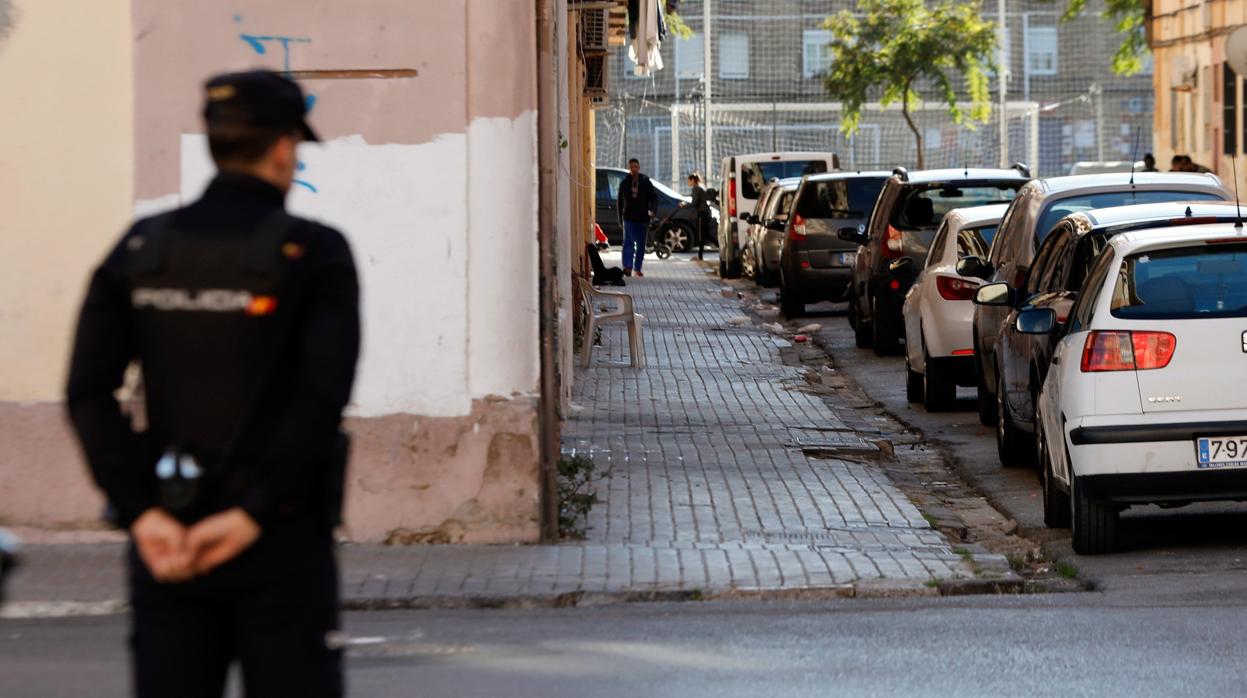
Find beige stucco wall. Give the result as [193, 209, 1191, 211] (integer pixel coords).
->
[0, 0, 134, 401]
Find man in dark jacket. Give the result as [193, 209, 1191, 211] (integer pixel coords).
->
[66, 70, 358, 697]
[617, 157, 658, 276]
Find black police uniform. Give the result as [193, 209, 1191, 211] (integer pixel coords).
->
[65, 71, 358, 698]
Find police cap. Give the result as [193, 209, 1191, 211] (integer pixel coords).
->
[202, 70, 319, 142]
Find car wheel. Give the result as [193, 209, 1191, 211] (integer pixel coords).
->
[974, 334, 998, 427]
[780, 281, 804, 318]
[1039, 419, 1072, 529]
[1070, 475, 1119, 555]
[742, 246, 757, 281]
[664, 223, 692, 253]
[759, 265, 780, 288]
[923, 351, 956, 412]
[995, 361, 1031, 467]
[719, 257, 728, 277]
[905, 354, 924, 403]
[871, 296, 900, 356]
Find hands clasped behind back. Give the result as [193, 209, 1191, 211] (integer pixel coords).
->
[131, 506, 262, 582]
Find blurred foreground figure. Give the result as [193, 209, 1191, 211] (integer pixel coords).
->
[66, 70, 360, 698]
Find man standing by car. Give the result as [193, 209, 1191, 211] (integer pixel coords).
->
[617, 157, 657, 276]
[66, 70, 358, 697]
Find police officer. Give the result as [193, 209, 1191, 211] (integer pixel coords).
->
[66, 70, 359, 697]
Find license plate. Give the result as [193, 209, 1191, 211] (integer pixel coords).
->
[836, 252, 857, 266]
[1195, 436, 1247, 468]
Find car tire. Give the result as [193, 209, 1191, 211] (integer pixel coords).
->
[1070, 475, 1119, 555]
[995, 361, 1031, 467]
[663, 223, 693, 253]
[725, 253, 742, 279]
[780, 282, 804, 318]
[905, 355, 924, 404]
[974, 334, 998, 427]
[871, 296, 900, 356]
[923, 352, 956, 412]
[719, 257, 728, 277]
[1038, 419, 1072, 529]
[759, 265, 780, 288]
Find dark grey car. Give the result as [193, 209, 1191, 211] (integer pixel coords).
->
[778, 172, 889, 317]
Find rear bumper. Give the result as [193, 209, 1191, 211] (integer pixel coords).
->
[1079, 470, 1247, 505]
[787, 266, 853, 302]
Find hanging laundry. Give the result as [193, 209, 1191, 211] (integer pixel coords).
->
[628, 0, 665, 76]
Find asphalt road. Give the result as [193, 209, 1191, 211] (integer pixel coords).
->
[803, 301, 1247, 597]
[4, 592, 1247, 697]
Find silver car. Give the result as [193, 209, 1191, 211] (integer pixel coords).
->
[742, 177, 801, 287]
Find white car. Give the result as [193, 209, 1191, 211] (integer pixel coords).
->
[1025, 221, 1247, 554]
[901, 204, 1010, 410]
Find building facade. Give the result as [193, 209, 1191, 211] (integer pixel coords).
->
[0, 0, 606, 544]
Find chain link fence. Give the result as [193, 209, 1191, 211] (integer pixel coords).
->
[598, 0, 1154, 190]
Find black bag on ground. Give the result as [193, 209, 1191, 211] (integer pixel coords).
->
[586, 243, 626, 287]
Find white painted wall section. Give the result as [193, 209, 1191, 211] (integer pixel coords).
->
[466, 112, 541, 399]
[180, 133, 473, 418]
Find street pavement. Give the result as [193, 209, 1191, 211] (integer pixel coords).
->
[6, 591, 1247, 697]
[4, 251, 983, 616]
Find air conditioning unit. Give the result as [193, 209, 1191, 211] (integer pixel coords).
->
[581, 8, 609, 55]
[585, 54, 608, 101]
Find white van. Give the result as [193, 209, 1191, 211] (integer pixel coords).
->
[717, 151, 840, 277]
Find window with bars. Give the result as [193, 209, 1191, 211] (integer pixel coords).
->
[802, 30, 833, 79]
[1026, 26, 1057, 76]
[719, 33, 749, 79]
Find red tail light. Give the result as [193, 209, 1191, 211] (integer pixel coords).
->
[936, 275, 979, 301]
[882, 225, 904, 259]
[1080, 331, 1176, 372]
[728, 179, 737, 218]
[789, 213, 808, 242]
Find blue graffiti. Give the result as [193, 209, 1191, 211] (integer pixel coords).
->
[238, 33, 312, 73]
[304, 94, 317, 112]
[294, 180, 319, 193]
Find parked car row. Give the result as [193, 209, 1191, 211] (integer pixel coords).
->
[884, 170, 1238, 554]
[595, 166, 720, 252]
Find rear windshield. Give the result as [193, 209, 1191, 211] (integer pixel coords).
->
[795, 177, 887, 219]
[891, 183, 1020, 230]
[1111, 244, 1247, 319]
[1038, 190, 1224, 243]
[741, 160, 829, 199]
[958, 225, 997, 258]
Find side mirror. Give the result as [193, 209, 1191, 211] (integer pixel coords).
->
[838, 226, 868, 246]
[956, 255, 993, 280]
[1015, 307, 1057, 334]
[888, 257, 915, 275]
[765, 220, 787, 232]
[974, 282, 1014, 306]
[740, 213, 755, 224]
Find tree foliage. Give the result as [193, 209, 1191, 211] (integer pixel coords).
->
[821, 0, 998, 168]
[1058, 0, 1148, 76]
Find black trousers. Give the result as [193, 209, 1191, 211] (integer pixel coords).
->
[129, 515, 343, 698]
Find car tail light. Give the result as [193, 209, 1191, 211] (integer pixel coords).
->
[951, 348, 975, 356]
[728, 179, 737, 218]
[1080, 331, 1176, 372]
[789, 213, 808, 242]
[882, 225, 904, 259]
[936, 275, 979, 301]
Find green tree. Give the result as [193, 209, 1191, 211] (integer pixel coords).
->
[821, 0, 998, 168]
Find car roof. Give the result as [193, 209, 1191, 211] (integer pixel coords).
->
[1033, 171, 1226, 196]
[804, 170, 893, 182]
[733, 151, 836, 162]
[1079, 200, 1245, 229]
[897, 168, 1030, 184]
[942, 203, 1011, 230]
[1108, 222, 1247, 253]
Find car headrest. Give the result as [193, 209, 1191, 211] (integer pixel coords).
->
[905, 197, 935, 227]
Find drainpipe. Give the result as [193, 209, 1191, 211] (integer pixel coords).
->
[536, 0, 561, 542]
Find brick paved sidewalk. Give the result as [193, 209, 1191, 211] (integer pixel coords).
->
[4, 252, 977, 616]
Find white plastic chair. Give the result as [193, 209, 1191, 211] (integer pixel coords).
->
[577, 276, 645, 368]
